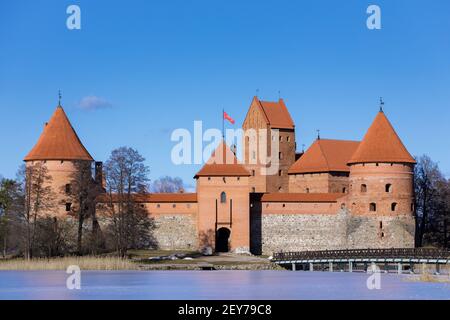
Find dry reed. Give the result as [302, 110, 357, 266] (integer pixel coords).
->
[0, 256, 139, 271]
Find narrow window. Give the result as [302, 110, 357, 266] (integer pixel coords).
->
[391, 202, 397, 212]
[411, 203, 414, 212]
[361, 184, 367, 193]
[65, 203, 72, 212]
[306, 188, 310, 193]
[342, 187, 346, 193]
[157, 204, 160, 208]
[65, 183, 71, 194]
[279, 152, 283, 160]
[172, 204, 176, 208]
[220, 192, 226, 203]
[385, 184, 392, 193]
[252, 170, 255, 176]
[287, 136, 290, 142]
[278, 186, 282, 191]
[370, 203, 377, 212]
[278, 170, 282, 176]
[208, 177, 211, 181]
[279, 136, 283, 142]
[282, 204, 286, 208]
[379, 221, 383, 228]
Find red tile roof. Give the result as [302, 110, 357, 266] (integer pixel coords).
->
[97, 193, 198, 203]
[194, 141, 250, 178]
[348, 111, 416, 164]
[253, 96, 295, 129]
[24, 106, 93, 161]
[289, 139, 360, 174]
[260, 193, 345, 203]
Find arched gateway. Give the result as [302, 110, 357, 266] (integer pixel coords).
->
[215, 228, 231, 252]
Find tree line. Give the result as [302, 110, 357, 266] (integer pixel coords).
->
[0, 147, 185, 259]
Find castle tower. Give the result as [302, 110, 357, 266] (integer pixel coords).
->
[242, 96, 296, 193]
[346, 109, 416, 248]
[24, 104, 94, 217]
[195, 141, 251, 253]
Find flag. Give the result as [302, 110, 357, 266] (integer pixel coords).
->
[223, 111, 235, 124]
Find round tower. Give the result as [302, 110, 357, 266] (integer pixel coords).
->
[346, 109, 416, 248]
[24, 104, 94, 217]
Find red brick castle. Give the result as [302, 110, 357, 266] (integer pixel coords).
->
[25, 97, 416, 255]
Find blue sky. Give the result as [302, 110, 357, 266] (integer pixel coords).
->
[1, 0, 449, 186]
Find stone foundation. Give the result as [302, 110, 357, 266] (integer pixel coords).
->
[152, 214, 198, 250]
[250, 209, 415, 255]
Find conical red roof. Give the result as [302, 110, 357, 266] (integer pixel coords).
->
[194, 141, 250, 178]
[24, 106, 93, 161]
[348, 111, 415, 165]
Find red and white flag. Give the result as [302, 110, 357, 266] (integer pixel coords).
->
[223, 111, 235, 124]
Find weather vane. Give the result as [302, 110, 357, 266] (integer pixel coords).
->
[379, 97, 384, 112]
[317, 129, 321, 140]
[58, 90, 62, 106]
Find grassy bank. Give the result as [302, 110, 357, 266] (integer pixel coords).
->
[0, 256, 139, 271]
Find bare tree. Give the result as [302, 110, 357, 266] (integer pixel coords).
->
[17, 163, 55, 259]
[65, 161, 103, 255]
[103, 147, 154, 257]
[151, 176, 184, 193]
[0, 178, 21, 257]
[414, 155, 448, 248]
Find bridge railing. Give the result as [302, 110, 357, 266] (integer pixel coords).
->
[272, 248, 450, 262]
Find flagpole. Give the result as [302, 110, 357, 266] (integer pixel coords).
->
[222, 108, 225, 140]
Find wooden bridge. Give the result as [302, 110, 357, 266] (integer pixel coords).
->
[272, 248, 450, 274]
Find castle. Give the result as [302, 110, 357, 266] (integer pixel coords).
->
[24, 96, 416, 255]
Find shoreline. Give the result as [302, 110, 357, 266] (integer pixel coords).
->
[0, 251, 280, 271]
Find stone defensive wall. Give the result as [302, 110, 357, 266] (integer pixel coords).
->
[249, 193, 415, 255]
[96, 193, 199, 251]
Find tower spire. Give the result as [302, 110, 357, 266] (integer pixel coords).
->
[317, 129, 321, 140]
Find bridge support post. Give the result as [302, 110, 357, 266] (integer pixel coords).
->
[309, 263, 314, 272]
[397, 263, 402, 275]
[410, 263, 415, 274]
[292, 263, 296, 271]
[329, 262, 333, 272]
[435, 264, 440, 275]
[348, 261, 353, 273]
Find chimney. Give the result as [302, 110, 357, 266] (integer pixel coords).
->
[95, 161, 105, 188]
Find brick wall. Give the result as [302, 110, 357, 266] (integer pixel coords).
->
[289, 172, 350, 194]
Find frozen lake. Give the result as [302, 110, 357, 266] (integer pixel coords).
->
[0, 270, 448, 300]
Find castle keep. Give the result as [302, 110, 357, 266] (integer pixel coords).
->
[25, 97, 416, 255]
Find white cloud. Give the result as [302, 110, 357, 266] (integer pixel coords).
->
[77, 96, 112, 111]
